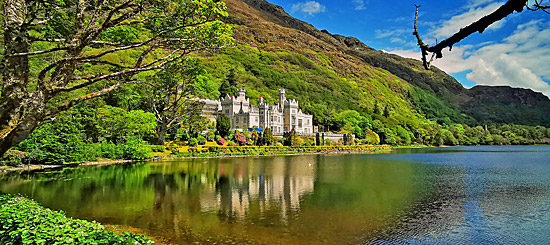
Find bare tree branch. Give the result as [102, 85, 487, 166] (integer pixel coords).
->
[414, 0, 528, 69]
[526, 0, 550, 14]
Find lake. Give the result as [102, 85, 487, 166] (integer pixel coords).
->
[1, 145, 550, 244]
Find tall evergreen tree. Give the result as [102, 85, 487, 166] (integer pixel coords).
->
[216, 114, 231, 138]
[262, 128, 274, 146]
[219, 68, 238, 99]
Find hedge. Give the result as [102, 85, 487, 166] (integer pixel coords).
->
[171, 145, 390, 156]
[0, 194, 153, 245]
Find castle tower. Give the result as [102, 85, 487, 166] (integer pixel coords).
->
[238, 89, 246, 99]
[279, 88, 286, 109]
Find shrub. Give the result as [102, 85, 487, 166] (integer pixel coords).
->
[217, 137, 226, 145]
[232, 132, 247, 146]
[82, 143, 102, 162]
[197, 135, 207, 145]
[0, 194, 153, 244]
[150, 145, 166, 152]
[16, 119, 96, 164]
[0, 150, 29, 166]
[188, 138, 198, 147]
[123, 137, 151, 159]
[100, 141, 125, 159]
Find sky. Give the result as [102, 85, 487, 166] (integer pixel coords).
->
[266, 0, 550, 98]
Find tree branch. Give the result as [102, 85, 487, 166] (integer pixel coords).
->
[45, 82, 126, 118]
[8, 46, 72, 57]
[413, 0, 528, 69]
[526, 0, 550, 14]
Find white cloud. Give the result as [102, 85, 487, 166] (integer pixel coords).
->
[291, 1, 326, 16]
[466, 54, 549, 96]
[465, 0, 498, 9]
[432, 2, 506, 39]
[352, 0, 366, 10]
[390, 37, 406, 44]
[375, 28, 408, 39]
[389, 20, 550, 98]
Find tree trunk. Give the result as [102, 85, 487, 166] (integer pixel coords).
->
[157, 123, 168, 146]
[0, 0, 34, 156]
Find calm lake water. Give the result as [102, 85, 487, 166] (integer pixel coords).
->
[1, 146, 550, 244]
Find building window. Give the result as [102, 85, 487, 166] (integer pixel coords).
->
[236, 118, 239, 123]
[307, 119, 310, 125]
[298, 119, 302, 128]
[255, 117, 258, 122]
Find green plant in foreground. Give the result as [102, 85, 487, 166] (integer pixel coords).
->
[0, 194, 153, 244]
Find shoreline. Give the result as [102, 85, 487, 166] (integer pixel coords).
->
[0, 159, 141, 174]
[0, 146, 390, 174]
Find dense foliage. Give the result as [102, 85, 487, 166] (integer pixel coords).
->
[0, 0, 233, 156]
[14, 103, 153, 164]
[216, 114, 231, 137]
[0, 194, 153, 244]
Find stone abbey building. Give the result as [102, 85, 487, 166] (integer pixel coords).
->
[202, 89, 314, 134]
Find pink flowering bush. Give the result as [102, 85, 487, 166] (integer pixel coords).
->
[233, 132, 247, 146]
[218, 137, 230, 146]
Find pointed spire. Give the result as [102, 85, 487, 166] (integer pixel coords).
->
[239, 101, 244, 114]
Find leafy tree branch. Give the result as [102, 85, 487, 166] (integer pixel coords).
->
[0, 0, 234, 156]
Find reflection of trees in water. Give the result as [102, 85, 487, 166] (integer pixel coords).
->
[0, 162, 154, 216]
[1, 156, 488, 244]
[216, 175, 234, 222]
[144, 173, 178, 210]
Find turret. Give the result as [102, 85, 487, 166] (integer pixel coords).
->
[279, 88, 286, 109]
[238, 89, 246, 98]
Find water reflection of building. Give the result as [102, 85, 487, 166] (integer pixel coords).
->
[199, 157, 316, 221]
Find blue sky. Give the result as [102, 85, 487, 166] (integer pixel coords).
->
[267, 0, 550, 97]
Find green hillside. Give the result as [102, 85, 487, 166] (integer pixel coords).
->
[187, 0, 550, 145]
[220, 0, 550, 128]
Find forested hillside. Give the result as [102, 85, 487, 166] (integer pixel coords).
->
[192, 0, 550, 143]
[218, 0, 550, 127]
